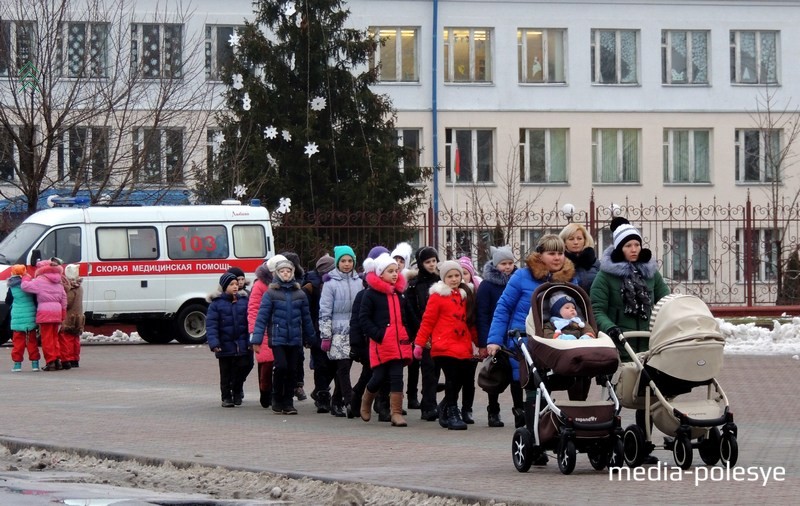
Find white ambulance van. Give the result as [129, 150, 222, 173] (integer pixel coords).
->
[0, 199, 273, 345]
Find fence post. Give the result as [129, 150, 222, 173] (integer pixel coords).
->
[427, 205, 434, 247]
[589, 191, 596, 240]
[744, 192, 753, 307]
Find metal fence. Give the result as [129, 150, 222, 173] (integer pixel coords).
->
[274, 193, 800, 307]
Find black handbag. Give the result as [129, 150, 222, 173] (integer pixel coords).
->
[477, 351, 512, 394]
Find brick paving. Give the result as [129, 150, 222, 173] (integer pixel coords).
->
[0, 343, 798, 504]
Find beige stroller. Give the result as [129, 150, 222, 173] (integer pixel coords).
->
[614, 294, 738, 469]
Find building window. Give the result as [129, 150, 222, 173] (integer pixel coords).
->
[662, 30, 708, 85]
[443, 28, 492, 83]
[58, 127, 109, 182]
[521, 228, 561, 257]
[592, 129, 640, 183]
[735, 129, 779, 183]
[736, 228, 777, 282]
[205, 25, 241, 81]
[730, 30, 779, 84]
[663, 129, 710, 183]
[56, 22, 109, 78]
[662, 228, 709, 282]
[517, 28, 566, 84]
[369, 27, 418, 82]
[206, 129, 220, 181]
[0, 129, 16, 181]
[0, 20, 35, 76]
[397, 128, 421, 174]
[131, 23, 183, 79]
[519, 128, 568, 183]
[96, 227, 159, 261]
[445, 128, 493, 183]
[133, 128, 184, 184]
[591, 29, 638, 84]
[445, 229, 494, 263]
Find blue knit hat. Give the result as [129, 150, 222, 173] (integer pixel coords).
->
[219, 272, 237, 291]
[334, 245, 356, 269]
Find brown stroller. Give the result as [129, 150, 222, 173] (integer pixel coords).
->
[511, 282, 622, 475]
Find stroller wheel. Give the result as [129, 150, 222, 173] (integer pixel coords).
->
[558, 440, 577, 475]
[698, 427, 721, 466]
[512, 427, 534, 473]
[609, 437, 625, 469]
[623, 424, 647, 468]
[673, 435, 693, 470]
[720, 433, 739, 468]
[588, 444, 609, 471]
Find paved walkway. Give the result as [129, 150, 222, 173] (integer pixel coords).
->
[0, 344, 798, 504]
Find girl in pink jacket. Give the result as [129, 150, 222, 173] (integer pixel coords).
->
[22, 259, 67, 371]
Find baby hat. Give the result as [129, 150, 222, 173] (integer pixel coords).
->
[458, 256, 476, 279]
[64, 264, 80, 281]
[10, 264, 26, 276]
[438, 260, 463, 279]
[490, 245, 515, 266]
[334, 245, 356, 267]
[315, 254, 335, 275]
[550, 293, 576, 317]
[391, 242, 413, 266]
[363, 252, 397, 276]
[219, 272, 238, 291]
[266, 254, 289, 273]
[611, 217, 643, 253]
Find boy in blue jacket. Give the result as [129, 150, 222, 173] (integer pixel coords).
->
[251, 256, 317, 415]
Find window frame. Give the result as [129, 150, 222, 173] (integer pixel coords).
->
[590, 28, 639, 85]
[735, 128, 780, 184]
[96, 226, 159, 261]
[205, 24, 242, 81]
[130, 23, 183, 79]
[661, 228, 710, 283]
[736, 228, 777, 282]
[232, 224, 267, 258]
[517, 28, 567, 84]
[592, 128, 641, 183]
[369, 27, 419, 83]
[132, 128, 185, 184]
[662, 128, 711, 184]
[730, 30, 780, 85]
[0, 20, 36, 77]
[397, 128, 421, 175]
[519, 128, 569, 184]
[57, 21, 109, 78]
[661, 29, 709, 85]
[58, 126, 110, 182]
[445, 128, 494, 184]
[443, 27, 493, 83]
[0, 127, 18, 181]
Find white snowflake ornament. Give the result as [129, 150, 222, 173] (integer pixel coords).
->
[304, 142, 319, 158]
[282, 130, 292, 142]
[228, 31, 241, 48]
[242, 92, 252, 111]
[310, 96, 326, 111]
[232, 73, 244, 90]
[263, 126, 278, 139]
[212, 131, 225, 155]
[276, 197, 292, 214]
[233, 184, 248, 198]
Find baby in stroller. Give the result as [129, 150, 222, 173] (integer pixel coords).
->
[510, 282, 622, 475]
[542, 293, 596, 340]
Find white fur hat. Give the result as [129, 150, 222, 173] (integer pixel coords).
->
[391, 241, 413, 267]
[64, 264, 80, 281]
[266, 254, 290, 273]
[363, 252, 397, 276]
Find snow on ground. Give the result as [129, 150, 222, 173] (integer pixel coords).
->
[81, 319, 800, 355]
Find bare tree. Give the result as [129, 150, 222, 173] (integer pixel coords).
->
[0, 0, 213, 214]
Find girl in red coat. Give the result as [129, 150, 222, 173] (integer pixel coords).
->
[358, 253, 412, 427]
[414, 260, 477, 430]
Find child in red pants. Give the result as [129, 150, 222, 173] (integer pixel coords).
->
[22, 259, 67, 371]
[6, 264, 40, 372]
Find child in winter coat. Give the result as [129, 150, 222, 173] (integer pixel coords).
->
[414, 260, 478, 430]
[247, 258, 275, 409]
[21, 259, 67, 371]
[207, 273, 251, 407]
[6, 264, 40, 372]
[319, 245, 363, 418]
[60, 264, 85, 368]
[542, 293, 597, 340]
[358, 253, 413, 427]
[251, 257, 316, 415]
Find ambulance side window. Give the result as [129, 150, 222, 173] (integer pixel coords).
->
[166, 225, 228, 259]
[96, 227, 158, 260]
[36, 227, 82, 264]
[232, 225, 267, 258]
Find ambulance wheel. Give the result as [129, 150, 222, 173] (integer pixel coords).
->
[174, 303, 208, 344]
[673, 435, 693, 470]
[558, 440, 577, 475]
[512, 427, 533, 473]
[623, 424, 646, 468]
[136, 322, 174, 344]
[720, 433, 738, 468]
[698, 427, 721, 466]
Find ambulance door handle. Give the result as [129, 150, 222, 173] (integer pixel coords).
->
[141, 280, 148, 288]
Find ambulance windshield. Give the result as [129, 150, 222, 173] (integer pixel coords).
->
[0, 223, 47, 265]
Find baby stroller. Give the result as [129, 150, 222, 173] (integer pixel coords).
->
[511, 282, 622, 475]
[614, 294, 738, 469]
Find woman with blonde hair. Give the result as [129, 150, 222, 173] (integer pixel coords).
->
[559, 223, 600, 293]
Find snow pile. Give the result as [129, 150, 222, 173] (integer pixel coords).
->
[717, 317, 800, 355]
[80, 329, 144, 344]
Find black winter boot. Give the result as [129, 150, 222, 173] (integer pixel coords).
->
[461, 407, 474, 425]
[446, 405, 468, 430]
[260, 390, 272, 409]
[437, 400, 448, 428]
[312, 390, 331, 413]
[406, 393, 421, 409]
[487, 403, 504, 427]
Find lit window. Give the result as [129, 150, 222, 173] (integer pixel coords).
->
[443, 28, 492, 83]
[517, 28, 566, 84]
[369, 27, 418, 82]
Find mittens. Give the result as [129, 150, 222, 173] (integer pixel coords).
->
[321, 338, 332, 352]
[413, 345, 423, 361]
